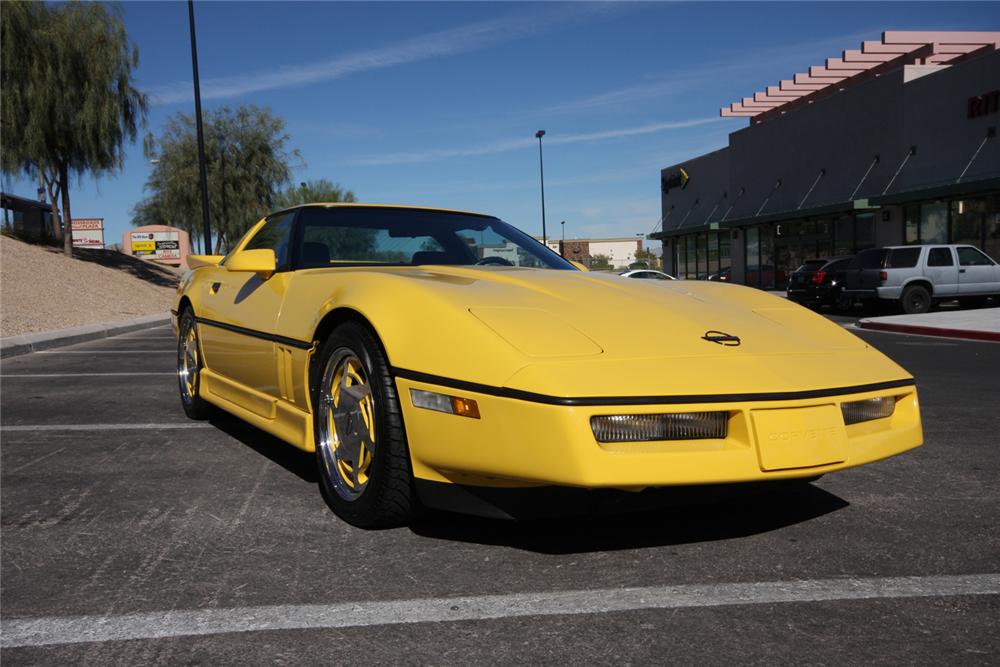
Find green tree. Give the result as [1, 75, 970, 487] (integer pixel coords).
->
[589, 254, 611, 270]
[1, 0, 147, 255]
[134, 106, 301, 253]
[273, 179, 356, 210]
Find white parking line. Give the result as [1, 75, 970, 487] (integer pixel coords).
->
[2, 573, 997, 648]
[1, 423, 213, 432]
[36, 350, 174, 354]
[1, 373, 176, 378]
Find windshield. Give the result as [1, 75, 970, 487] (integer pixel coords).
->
[293, 206, 574, 270]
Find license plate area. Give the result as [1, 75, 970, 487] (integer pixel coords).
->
[752, 405, 847, 471]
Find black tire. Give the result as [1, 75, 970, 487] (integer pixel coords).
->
[900, 285, 931, 315]
[177, 309, 214, 420]
[312, 321, 413, 528]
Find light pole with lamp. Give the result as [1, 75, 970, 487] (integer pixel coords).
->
[535, 130, 547, 245]
[188, 0, 212, 255]
[560, 220, 565, 257]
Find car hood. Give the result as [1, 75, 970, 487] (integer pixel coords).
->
[300, 265, 912, 397]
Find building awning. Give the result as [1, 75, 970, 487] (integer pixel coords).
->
[650, 199, 877, 239]
[870, 176, 1000, 206]
[722, 31, 1000, 120]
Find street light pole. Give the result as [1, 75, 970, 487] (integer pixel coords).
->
[188, 0, 212, 255]
[560, 220, 565, 257]
[218, 134, 228, 252]
[535, 130, 547, 245]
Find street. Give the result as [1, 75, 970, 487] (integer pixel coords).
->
[2, 321, 998, 664]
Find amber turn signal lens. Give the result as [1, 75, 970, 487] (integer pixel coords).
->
[451, 397, 480, 419]
[410, 389, 480, 419]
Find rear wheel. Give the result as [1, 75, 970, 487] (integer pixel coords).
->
[900, 285, 931, 314]
[313, 321, 413, 528]
[177, 309, 213, 420]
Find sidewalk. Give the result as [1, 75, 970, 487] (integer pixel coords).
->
[858, 308, 1000, 342]
[0, 313, 170, 358]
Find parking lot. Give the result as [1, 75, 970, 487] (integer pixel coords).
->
[2, 321, 998, 664]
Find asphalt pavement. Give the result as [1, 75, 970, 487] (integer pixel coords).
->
[2, 321, 999, 664]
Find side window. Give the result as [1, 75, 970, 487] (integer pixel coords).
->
[957, 246, 995, 267]
[927, 247, 954, 267]
[886, 247, 921, 268]
[244, 212, 294, 270]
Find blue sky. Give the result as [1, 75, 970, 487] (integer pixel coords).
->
[6, 1, 998, 251]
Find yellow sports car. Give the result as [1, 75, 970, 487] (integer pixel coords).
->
[173, 204, 923, 526]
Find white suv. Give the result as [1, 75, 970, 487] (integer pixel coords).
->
[841, 245, 1000, 314]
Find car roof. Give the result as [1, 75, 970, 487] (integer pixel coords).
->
[270, 202, 496, 219]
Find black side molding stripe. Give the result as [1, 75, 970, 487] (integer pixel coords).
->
[195, 317, 312, 350]
[392, 367, 916, 406]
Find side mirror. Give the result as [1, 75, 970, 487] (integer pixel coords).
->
[186, 254, 224, 269]
[569, 260, 589, 272]
[226, 248, 276, 278]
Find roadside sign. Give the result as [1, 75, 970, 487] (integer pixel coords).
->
[130, 231, 180, 259]
[72, 218, 105, 248]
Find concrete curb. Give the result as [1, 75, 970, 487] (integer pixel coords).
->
[1, 313, 172, 359]
[858, 319, 1000, 342]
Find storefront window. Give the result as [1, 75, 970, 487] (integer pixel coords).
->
[760, 224, 774, 289]
[983, 195, 1000, 262]
[904, 205, 920, 244]
[745, 226, 759, 288]
[920, 202, 948, 244]
[855, 213, 875, 250]
[834, 216, 853, 256]
[719, 232, 731, 276]
[951, 200, 984, 248]
[685, 234, 696, 280]
[696, 233, 707, 278]
[707, 232, 719, 276]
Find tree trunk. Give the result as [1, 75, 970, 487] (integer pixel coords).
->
[213, 230, 225, 254]
[41, 166, 62, 243]
[59, 162, 73, 257]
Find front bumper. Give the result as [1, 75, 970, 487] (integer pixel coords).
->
[396, 375, 923, 489]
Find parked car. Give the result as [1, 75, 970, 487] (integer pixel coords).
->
[786, 257, 853, 307]
[174, 204, 925, 526]
[619, 269, 676, 280]
[841, 245, 1000, 314]
[707, 266, 731, 282]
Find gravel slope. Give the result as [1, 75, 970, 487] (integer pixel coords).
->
[1, 235, 178, 337]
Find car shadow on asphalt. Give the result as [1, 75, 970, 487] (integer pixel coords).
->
[208, 413, 318, 484]
[408, 483, 849, 554]
[204, 414, 849, 553]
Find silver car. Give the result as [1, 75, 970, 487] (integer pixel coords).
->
[842, 245, 1000, 314]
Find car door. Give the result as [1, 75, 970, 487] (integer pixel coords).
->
[925, 247, 959, 297]
[196, 212, 296, 408]
[956, 246, 1000, 295]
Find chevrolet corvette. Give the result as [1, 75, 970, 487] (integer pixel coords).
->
[173, 204, 923, 526]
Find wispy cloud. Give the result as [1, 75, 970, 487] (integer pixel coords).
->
[148, 4, 624, 105]
[350, 116, 725, 166]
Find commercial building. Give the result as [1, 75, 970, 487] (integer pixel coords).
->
[539, 237, 645, 269]
[651, 31, 1000, 289]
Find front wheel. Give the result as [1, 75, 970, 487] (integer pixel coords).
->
[177, 309, 213, 420]
[313, 321, 413, 528]
[901, 285, 931, 314]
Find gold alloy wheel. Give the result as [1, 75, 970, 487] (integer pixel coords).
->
[178, 320, 200, 405]
[317, 350, 376, 501]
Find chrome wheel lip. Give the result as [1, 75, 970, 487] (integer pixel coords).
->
[177, 319, 199, 405]
[317, 349, 376, 502]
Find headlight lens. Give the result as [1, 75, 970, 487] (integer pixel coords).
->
[590, 412, 728, 443]
[841, 396, 897, 425]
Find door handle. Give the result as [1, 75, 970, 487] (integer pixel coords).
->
[959, 269, 966, 274]
[210, 282, 222, 293]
